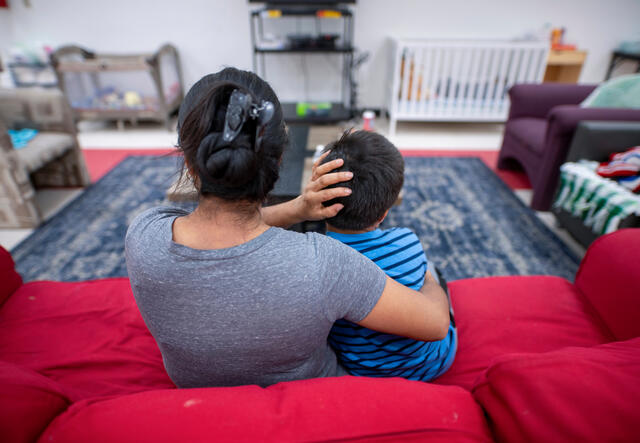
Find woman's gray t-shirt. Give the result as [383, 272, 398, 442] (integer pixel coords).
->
[125, 206, 387, 388]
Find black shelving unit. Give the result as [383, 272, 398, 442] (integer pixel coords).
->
[250, 4, 355, 123]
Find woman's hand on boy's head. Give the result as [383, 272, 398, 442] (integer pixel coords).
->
[297, 151, 353, 221]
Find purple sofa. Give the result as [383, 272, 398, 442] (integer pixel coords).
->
[497, 83, 640, 211]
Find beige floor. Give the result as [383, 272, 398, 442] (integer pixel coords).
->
[0, 119, 585, 258]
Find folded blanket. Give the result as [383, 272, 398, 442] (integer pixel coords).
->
[554, 161, 640, 235]
[596, 146, 640, 192]
[8, 128, 39, 149]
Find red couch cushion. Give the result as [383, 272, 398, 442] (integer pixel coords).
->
[575, 228, 640, 341]
[40, 376, 492, 442]
[0, 246, 22, 306]
[0, 360, 70, 443]
[0, 278, 175, 401]
[472, 337, 640, 442]
[434, 276, 613, 389]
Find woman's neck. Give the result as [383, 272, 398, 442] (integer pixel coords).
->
[172, 197, 270, 250]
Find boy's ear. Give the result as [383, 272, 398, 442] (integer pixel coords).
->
[375, 209, 390, 228]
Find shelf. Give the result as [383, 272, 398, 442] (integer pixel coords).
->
[613, 50, 640, 61]
[252, 7, 352, 17]
[282, 102, 352, 124]
[255, 46, 353, 53]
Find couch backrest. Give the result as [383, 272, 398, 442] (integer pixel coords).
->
[0, 246, 22, 306]
[575, 229, 640, 341]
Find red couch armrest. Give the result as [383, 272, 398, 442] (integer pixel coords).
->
[575, 229, 640, 341]
[0, 246, 22, 306]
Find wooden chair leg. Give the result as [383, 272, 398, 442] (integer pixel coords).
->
[0, 157, 41, 228]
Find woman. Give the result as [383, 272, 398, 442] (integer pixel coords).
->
[125, 68, 449, 388]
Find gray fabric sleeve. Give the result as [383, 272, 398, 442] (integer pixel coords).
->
[313, 234, 388, 324]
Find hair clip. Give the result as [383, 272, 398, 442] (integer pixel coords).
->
[222, 89, 275, 152]
[253, 100, 274, 152]
[222, 89, 252, 144]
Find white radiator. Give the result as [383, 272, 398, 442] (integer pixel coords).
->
[388, 39, 549, 136]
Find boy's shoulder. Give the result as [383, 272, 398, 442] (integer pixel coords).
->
[378, 227, 421, 244]
[380, 226, 417, 237]
[326, 226, 421, 249]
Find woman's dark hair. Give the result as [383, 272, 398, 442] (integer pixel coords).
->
[320, 130, 404, 231]
[177, 68, 288, 202]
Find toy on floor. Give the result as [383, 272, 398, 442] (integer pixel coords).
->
[71, 87, 152, 111]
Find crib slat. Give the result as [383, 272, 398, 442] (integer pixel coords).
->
[418, 45, 432, 115]
[503, 48, 523, 113]
[461, 47, 479, 116]
[436, 46, 451, 116]
[528, 48, 543, 83]
[525, 47, 541, 83]
[534, 47, 548, 83]
[410, 47, 425, 115]
[470, 48, 487, 117]
[444, 46, 461, 116]
[455, 46, 468, 114]
[517, 47, 532, 84]
[488, 47, 507, 117]
[400, 48, 413, 115]
[479, 48, 495, 118]
[426, 45, 442, 117]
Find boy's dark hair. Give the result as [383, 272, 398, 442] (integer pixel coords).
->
[321, 130, 404, 231]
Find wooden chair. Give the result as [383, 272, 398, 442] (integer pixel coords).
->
[0, 88, 90, 228]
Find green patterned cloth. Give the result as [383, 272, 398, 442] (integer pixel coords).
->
[554, 161, 640, 235]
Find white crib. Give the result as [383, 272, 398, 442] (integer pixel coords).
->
[388, 39, 549, 136]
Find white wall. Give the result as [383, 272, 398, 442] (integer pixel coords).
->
[2, 0, 639, 108]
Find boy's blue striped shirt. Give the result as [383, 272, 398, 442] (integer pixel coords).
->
[327, 227, 456, 382]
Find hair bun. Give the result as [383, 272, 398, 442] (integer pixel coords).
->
[197, 132, 258, 187]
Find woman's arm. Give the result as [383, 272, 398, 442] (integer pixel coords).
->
[357, 271, 451, 341]
[262, 152, 353, 228]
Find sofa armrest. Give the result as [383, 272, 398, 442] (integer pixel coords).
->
[0, 88, 76, 135]
[507, 83, 597, 120]
[567, 121, 640, 162]
[547, 106, 640, 136]
[0, 246, 22, 306]
[575, 229, 640, 341]
[540, 106, 640, 178]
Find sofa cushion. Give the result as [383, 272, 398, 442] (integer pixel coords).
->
[0, 246, 22, 306]
[16, 132, 74, 172]
[472, 337, 640, 442]
[505, 117, 547, 155]
[0, 360, 70, 443]
[0, 278, 175, 401]
[40, 376, 492, 442]
[574, 228, 640, 341]
[434, 276, 613, 389]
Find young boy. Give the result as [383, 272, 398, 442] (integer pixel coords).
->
[321, 130, 457, 381]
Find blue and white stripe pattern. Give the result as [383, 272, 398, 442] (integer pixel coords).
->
[327, 228, 456, 381]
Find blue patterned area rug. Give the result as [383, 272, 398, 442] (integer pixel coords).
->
[12, 156, 579, 282]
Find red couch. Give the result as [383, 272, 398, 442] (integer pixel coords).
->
[1, 229, 639, 442]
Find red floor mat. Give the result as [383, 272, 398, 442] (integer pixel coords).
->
[83, 148, 531, 190]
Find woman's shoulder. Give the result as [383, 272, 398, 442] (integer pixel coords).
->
[126, 206, 189, 248]
[269, 229, 358, 259]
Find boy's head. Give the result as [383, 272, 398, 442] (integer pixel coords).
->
[320, 130, 404, 231]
